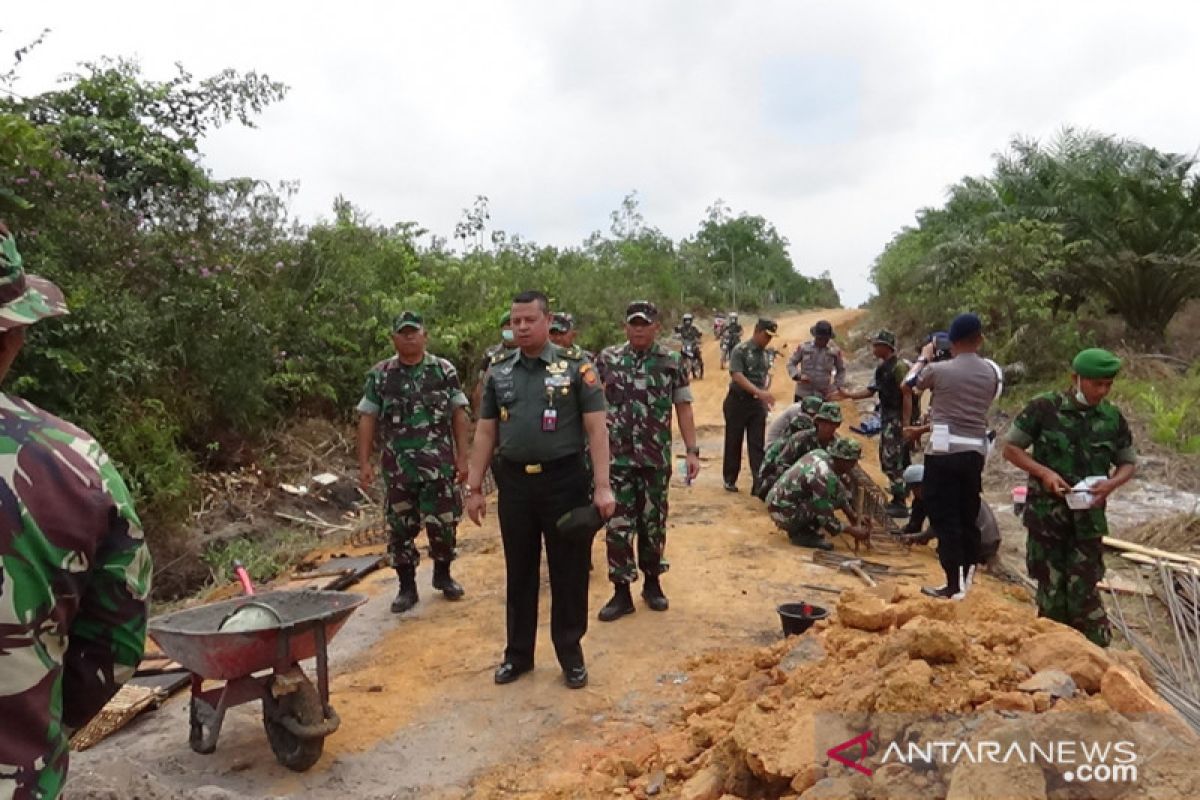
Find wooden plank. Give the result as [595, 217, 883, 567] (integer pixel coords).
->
[1097, 573, 1154, 596]
[70, 684, 164, 750]
[1104, 536, 1200, 567]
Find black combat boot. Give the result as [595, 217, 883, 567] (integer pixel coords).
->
[597, 583, 636, 622]
[391, 565, 419, 613]
[885, 493, 909, 518]
[432, 560, 465, 600]
[642, 574, 669, 611]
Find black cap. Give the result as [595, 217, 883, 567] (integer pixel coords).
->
[756, 318, 778, 334]
[948, 313, 982, 342]
[811, 320, 834, 338]
[626, 300, 659, 323]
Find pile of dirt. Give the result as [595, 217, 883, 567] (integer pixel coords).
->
[535, 584, 1199, 800]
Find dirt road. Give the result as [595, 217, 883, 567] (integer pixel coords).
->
[68, 307, 951, 799]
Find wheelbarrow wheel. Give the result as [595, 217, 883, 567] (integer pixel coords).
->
[262, 675, 325, 771]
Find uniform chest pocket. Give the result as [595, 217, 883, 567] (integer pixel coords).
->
[494, 376, 517, 406]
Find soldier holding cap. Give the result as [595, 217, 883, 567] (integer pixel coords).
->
[0, 222, 152, 798]
[722, 318, 778, 493]
[1002, 348, 1136, 646]
[842, 329, 913, 517]
[766, 439, 871, 550]
[787, 319, 846, 403]
[756, 402, 843, 500]
[358, 311, 472, 613]
[465, 290, 614, 689]
[594, 301, 700, 621]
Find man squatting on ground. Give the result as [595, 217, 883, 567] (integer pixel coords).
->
[593, 301, 700, 621]
[465, 290, 615, 690]
[358, 311, 471, 613]
[1003, 348, 1136, 647]
[905, 313, 1003, 600]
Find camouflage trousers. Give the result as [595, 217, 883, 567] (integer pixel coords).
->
[606, 465, 671, 583]
[382, 454, 461, 568]
[880, 414, 910, 500]
[1024, 498, 1111, 647]
[769, 504, 832, 543]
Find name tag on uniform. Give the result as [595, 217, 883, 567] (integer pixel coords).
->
[542, 408, 558, 432]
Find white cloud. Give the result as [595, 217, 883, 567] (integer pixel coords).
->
[8, 0, 1200, 304]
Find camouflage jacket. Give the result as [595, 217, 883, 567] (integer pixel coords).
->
[766, 450, 850, 532]
[787, 341, 846, 395]
[596, 341, 693, 469]
[1005, 390, 1137, 505]
[0, 394, 152, 800]
[675, 324, 702, 346]
[357, 353, 468, 469]
[759, 420, 819, 487]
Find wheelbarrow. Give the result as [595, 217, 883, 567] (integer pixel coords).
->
[148, 589, 367, 771]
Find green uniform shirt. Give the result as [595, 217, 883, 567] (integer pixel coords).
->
[1005, 390, 1137, 505]
[596, 340, 694, 469]
[357, 352, 469, 470]
[481, 342, 606, 463]
[728, 340, 770, 390]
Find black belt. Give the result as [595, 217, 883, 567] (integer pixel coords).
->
[497, 453, 580, 475]
[728, 386, 762, 400]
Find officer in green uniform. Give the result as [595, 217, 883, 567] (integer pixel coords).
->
[357, 311, 471, 613]
[1003, 348, 1137, 647]
[722, 318, 777, 493]
[465, 290, 615, 689]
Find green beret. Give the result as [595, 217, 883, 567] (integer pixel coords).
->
[1072, 348, 1121, 379]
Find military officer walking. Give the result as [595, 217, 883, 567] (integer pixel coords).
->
[766, 439, 870, 550]
[1003, 348, 1136, 647]
[594, 301, 701, 621]
[466, 290, 615, 689]
[786, 319, 846, 402]
[358, 311, 471, 613]
[842, 330, 912, 517]
[0, 222, 152, 799]
[722, 318, 778, 493]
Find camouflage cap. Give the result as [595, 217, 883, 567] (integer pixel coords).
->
[872, 329, 897, 349]
[814, 402, 843, 424]
[626, 300, 659, 323]
[828, 437, 862, 461]
[800, 396, 824, 416]
[755, 318, 778, 334]
[550, 311, 575, 333]
[0, 232, 68, 332]
[392, 310, 424, 332]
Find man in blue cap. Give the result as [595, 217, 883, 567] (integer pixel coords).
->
[906, 313, 1003, 600]
[1002, 348, 1136, 646]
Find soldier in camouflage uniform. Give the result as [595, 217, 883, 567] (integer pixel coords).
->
[843, 330, 912, 517]
[0, 223, 152, 799]
[755, 402, 842, 500]
[595, 301, 700, 621]
[358, 311, 471, 613]
[1003, 348, 1137, 647]
[786, 319, 846, 402]
[766, 439, 870, 551]
[765, 395, 823, 448]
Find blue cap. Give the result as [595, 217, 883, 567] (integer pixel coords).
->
[948, 313, 982, 343]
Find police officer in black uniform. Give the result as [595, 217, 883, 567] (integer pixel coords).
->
[465, 290, 615, 689]
[722, 318, 778, 493]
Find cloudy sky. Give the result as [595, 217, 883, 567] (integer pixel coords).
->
[8, 1, 1200, 304]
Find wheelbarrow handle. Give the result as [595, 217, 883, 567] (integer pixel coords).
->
[232, 560, 256, 596]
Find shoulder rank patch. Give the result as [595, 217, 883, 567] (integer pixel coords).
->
[560, 345, 583, 361]
[580, 362, 598, 386]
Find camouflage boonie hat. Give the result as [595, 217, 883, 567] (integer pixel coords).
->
[828, 437, 862, 461]
[800, 396, 824, 415]
[0, 232, 68, 332]
[550, 311, 575, 333]
[872, 329, 897, 349]
[392, 310, 424, 332]
[814, 402, 843, 424]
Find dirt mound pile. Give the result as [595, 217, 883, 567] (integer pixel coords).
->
[559, 584, 1199, 800]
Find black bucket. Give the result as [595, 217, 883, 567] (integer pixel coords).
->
[777, 602, 829, 636]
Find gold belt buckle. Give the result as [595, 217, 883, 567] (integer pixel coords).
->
[524, 463, 543, 475]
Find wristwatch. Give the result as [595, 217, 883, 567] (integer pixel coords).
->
[686, 446, 700, 456]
